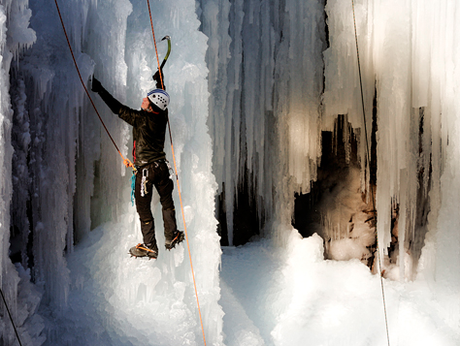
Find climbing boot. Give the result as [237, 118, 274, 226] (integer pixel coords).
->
[129, 243, 158, 259]
[165, 230, 184, 250]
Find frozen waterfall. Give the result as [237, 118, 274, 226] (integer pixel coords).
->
[1, 0, 459, 345]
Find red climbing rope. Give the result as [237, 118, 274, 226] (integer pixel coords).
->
[147, 1, 165, 90]
[146, 1, 207, 345]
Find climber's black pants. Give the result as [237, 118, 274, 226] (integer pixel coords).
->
[134, 160, 177, 250]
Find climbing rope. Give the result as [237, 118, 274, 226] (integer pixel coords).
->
[351, 1, 391, 345]
[0, 286, 23, 346]
[147, 0, 165, 90]
[146, 1, 207, 345]
[54, 0, 135, 171]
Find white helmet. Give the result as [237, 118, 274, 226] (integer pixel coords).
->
[147, 89, 170, 111]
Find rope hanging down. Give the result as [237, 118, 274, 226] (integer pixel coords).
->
[0, 287, 23, 346]
[146, 1, 207, 345]
[351, 1, 391, 346]
[54, 0, 135, 170]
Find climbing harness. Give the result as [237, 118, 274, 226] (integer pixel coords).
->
[146, 1, 207, 345]
[351, 1, 391, 345]
[0, 286, 23, 346]
[165, 159, 174, 180]
[54, 0, 135, 172]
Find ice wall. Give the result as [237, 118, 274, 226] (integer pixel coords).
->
[199, 0, 327, 244]
[2, 0, 460, 343]
[0, 0, 45, 344]
[202, 0, 459, 318]
[324, 0, 458, 270]
[15, 0, 97, 312]
[3, 0, 223, 344]
[324, 0, 460, 324]
[102, 0, 224, 343]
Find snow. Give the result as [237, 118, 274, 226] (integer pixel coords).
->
[222, 231, 459, 346]
[1, 0, 460, 345]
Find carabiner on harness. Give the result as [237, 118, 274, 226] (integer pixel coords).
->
[140, 168, 148, 197]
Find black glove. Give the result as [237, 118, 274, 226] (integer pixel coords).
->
[91, 76, 103, 93]
[91, 76, 122, 114]
[153, 69, 166, 90]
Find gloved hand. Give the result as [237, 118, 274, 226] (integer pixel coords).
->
[152, 69, 165, 90]
[91, 77, 122, 114]
[91, 76, 102, 93]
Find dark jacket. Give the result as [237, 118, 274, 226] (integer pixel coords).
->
[96, 86, 167, 167]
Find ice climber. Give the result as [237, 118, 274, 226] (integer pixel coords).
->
[91, 71, 184, 259]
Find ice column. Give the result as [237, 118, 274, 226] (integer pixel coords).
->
[371, 0, 458, 281]
[200, 0, 327, 243]
[416, 0, 460, 329]
[15, 0, 97, 309]
[0, 3, 17, 342]
[325, 0, 460, 292]
[0, 0, 44, 344]
[122, 0, 225, 343]
[275, 0, 326, 229]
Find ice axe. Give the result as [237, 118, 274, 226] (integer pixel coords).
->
[153, 35, 171, 87]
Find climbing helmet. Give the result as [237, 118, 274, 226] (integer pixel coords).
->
[147, 89, 170, 111]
